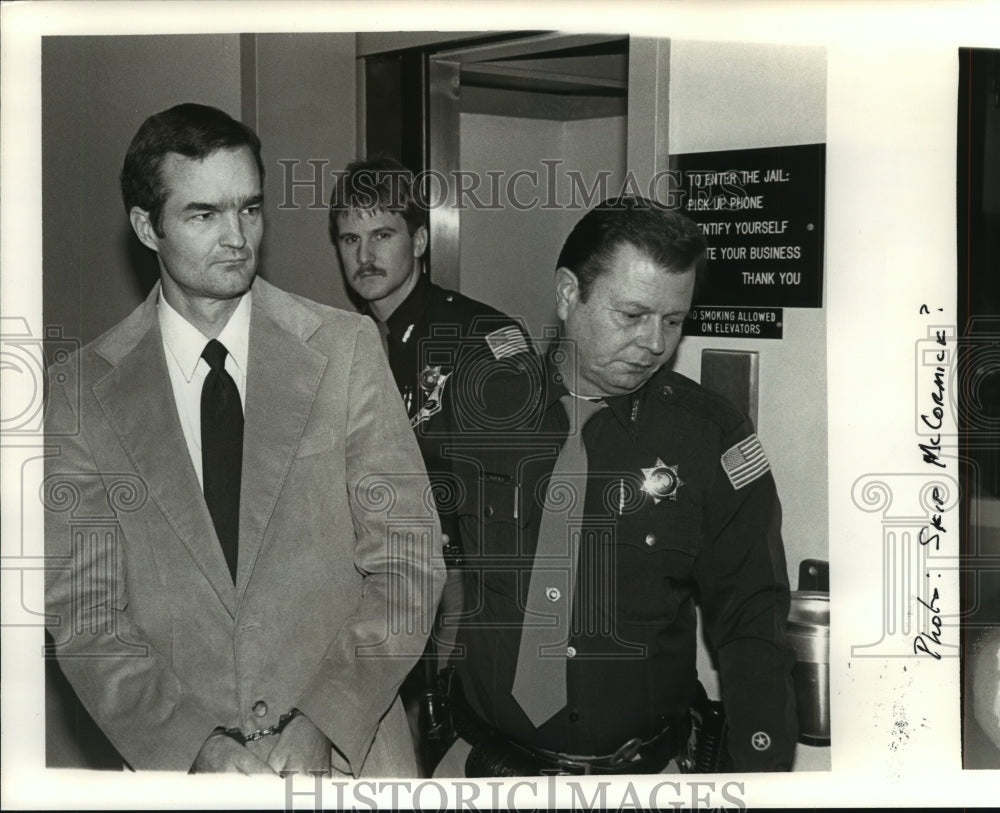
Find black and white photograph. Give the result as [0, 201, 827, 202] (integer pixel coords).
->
[0, 1, 996, 809]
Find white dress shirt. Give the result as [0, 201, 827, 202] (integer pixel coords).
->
[157, 291, 251, 488]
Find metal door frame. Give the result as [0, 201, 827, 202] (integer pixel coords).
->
[426, 33, 637, 291]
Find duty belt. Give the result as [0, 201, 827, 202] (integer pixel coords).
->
[449, 674, 686, 776]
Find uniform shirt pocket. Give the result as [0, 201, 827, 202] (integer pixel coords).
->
[458, 476, 529, 599]
[611, 502, 702, 623]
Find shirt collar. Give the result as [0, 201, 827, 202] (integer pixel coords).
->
[158, 289, 252, 382]
[369, 272, 429, 339]
[543, 339, 647, 432]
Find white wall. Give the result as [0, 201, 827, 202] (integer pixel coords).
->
[668, 40, 827, 154]
[253, 33, 357, 310]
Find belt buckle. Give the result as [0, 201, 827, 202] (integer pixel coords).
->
[608, 736, 643, 767]
[551, 757, 590, 776]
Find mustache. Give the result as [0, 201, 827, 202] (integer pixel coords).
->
[355, 264, 385, 278]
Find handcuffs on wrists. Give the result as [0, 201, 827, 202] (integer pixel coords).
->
[211, 708, 302, 746]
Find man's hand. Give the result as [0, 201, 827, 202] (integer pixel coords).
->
[266, 713, 332, 775]
[191, 731, 278, 775]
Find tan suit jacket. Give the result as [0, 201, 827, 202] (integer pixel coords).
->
[44, 277, 444, 773]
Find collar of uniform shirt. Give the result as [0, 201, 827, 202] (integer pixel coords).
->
[371, 270, 430, 342]
[157, 286, 252, 383]
[542, 340, 644, 433]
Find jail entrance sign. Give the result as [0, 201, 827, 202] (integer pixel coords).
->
[670, 143, 825, 332]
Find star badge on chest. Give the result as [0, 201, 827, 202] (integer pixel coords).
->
[641, 459, 684, 503]
[419, 365, 443, 394]
[411, 368, 451, 429]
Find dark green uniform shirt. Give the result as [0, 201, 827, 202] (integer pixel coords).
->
[449, 347, 797, 771]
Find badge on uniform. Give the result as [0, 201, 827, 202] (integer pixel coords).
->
[419, 365, 443, 394]
[641, 458, 684, 503]
[411, 366, 451, 428]
[485, 325, 529, 360]
[721, 434, 771, 490]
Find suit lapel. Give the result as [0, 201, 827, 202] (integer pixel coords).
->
[92, 297, 239, 615]
[236, 283, 327, 595]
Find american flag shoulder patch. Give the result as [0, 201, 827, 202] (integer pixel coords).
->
[485, 325, 529, 360]
[721, 434, 771, 490]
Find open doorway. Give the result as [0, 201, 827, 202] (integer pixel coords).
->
[428, 34, 629, 339]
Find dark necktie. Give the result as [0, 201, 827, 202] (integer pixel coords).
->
[511, 394, 607, 727]
[201, 339, 243, 583]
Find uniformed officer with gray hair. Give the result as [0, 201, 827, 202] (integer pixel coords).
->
[435, 196, 797, 776]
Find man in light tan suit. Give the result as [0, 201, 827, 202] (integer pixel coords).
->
[43, 103, 443, 775]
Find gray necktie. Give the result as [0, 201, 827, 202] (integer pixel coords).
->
[375, 318, 390, 355]
[512, 394, 606, 727]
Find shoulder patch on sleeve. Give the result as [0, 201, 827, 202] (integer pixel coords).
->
[721, 434, 771, 490]
[485, 325, 529, 360]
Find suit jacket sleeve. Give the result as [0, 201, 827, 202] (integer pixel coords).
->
[43, 366, 220, 771]
[294, 317, 445, 772]
[694, 421, 798, 771]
